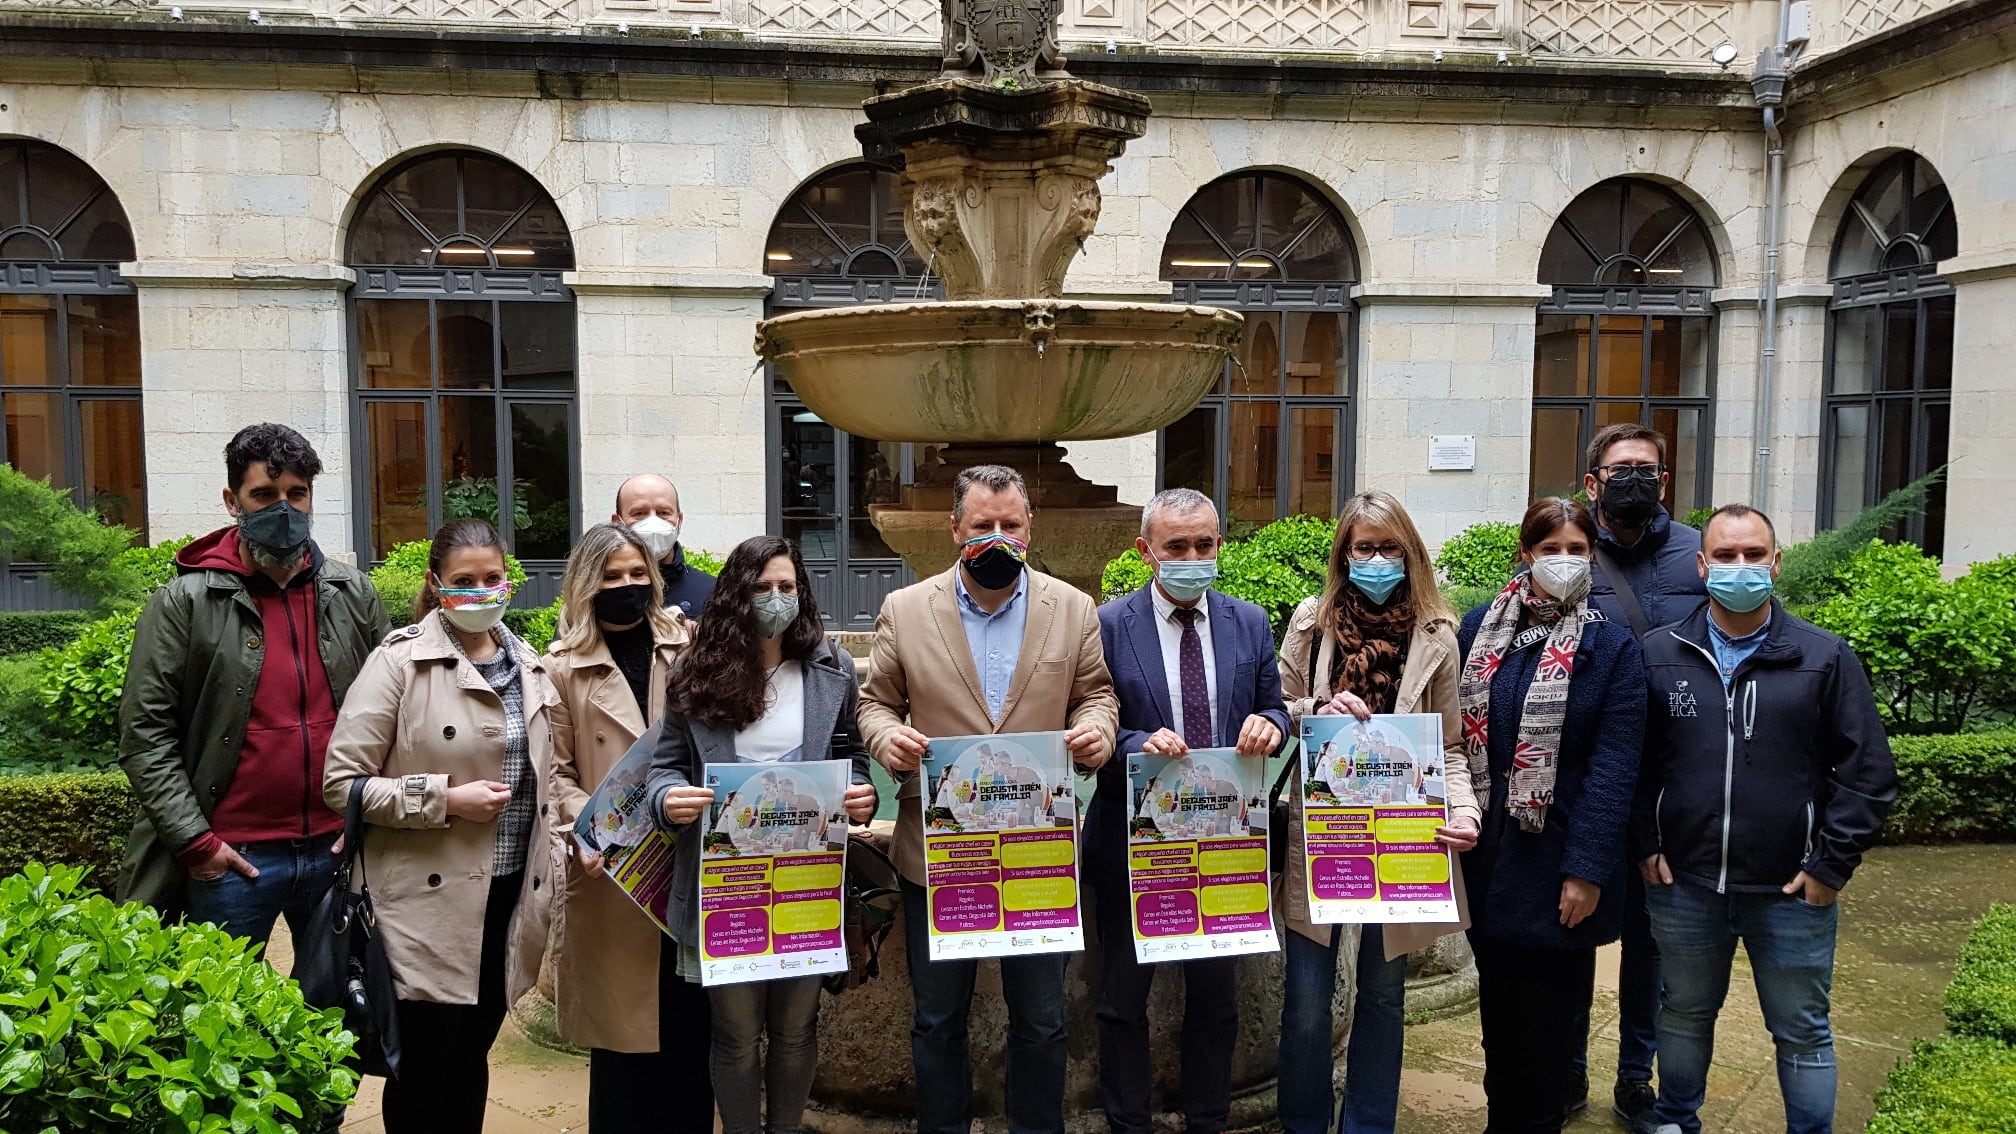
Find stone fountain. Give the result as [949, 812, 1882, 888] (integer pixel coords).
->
[753, 1, 1243, 594]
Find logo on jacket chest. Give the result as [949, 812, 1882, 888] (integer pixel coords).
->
[1667, 679, 1699, 719]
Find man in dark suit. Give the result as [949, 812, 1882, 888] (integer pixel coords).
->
[1087, 488, 1291, 1134]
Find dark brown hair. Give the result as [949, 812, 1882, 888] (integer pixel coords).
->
[1585, 422, 1668, 473]
[416, 518, 508, 623]
[1518, 496, 1599, 552]
[669, 535, 826, 730]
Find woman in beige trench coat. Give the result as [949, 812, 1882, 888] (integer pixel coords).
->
[542, 522, 710, 1133]
[323, 518, 560, 1134]
[1273, 491, 1482, 1134]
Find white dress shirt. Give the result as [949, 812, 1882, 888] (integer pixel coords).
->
[735, 661, 805, 762]
[1150, 584, 1219, 745]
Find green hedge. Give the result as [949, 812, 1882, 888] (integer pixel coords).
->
[1885, 732, 2016, 843]
[1944, 904, 2016, 1046]
[0, 609, 93, 656]
[0, 772, 135, 884]
[1866, 1035, 2016, 1134]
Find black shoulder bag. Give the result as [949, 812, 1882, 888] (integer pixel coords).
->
[1594, 548, 1652, 639]
[293, 780, 403, 1079]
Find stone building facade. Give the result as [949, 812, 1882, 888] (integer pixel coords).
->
[0, 0, 2010, 621]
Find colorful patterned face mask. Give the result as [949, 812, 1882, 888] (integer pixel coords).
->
[960, 532, 1027, 590]
[437, 581, 513, 633]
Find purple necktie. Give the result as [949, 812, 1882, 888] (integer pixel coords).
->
[1174, 607, 1214, 748]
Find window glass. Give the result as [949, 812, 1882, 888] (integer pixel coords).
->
[1540, 178, 1715, 286]
[1160, 172, 1358, 283]
[1162, 406, 1218, 499]
[763, 165, 926, 278]
[3, 392, 64, 485]
[366, 401, 431, 553]
[779, 404, 839, 562]
[357, 299, 433, 389]
[1529, 407, 1584, 500]
[80, 398, 145, 529]
[511, 402, 573, 560]
[1535, 314, 1588, 398]
[1827, 405, 1869, 529]
[437, 301, 498, 390]
[1, 295, 58, 387]
[66, 295, 141, 387]
[1227, 400, 1280, 528]
[1287, 407, 1340, 519]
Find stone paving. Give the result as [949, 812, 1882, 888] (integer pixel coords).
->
[284, 842, 2014, 1134]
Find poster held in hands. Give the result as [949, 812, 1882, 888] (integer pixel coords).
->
[573, 735, 679, 936]
[697, 760, 852, 986]
[1299, 713, 1458, 924]
[1126, 747, 1276, 963]
[920, 731, 1082, 960]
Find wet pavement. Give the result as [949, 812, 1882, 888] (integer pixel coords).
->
[289, 842, 2015, 1133]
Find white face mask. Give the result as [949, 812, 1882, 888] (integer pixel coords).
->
[1530, 554, 1593, 603]
[441, 603, 509, 634]
[629, 515, 679, 560]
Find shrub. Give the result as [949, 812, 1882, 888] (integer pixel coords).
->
[1865, 1034, 2016, 1134]
[1443, 584, 1503, 618]
[1099, 515, 1336, 637]
[0, 773, 134, 881]
[0, 465, 143, 613]
[37, 610, 142, 751]
[1434, 521, 1520, 590]
[0, 656, 117, 775]
[1885, 732, 2016, 843]
[1944, 904, 2016, 1046]
[0, 610, 94, 656]
[0, 862, 358, 1134]
[1776, 468, 1942, 608]
[506, 596, 565, 654]
[1807, 544, 2016, 733]
[370, 540, 528, 627]
[687, 547, 724, 576]
[115, 534, 194, 594]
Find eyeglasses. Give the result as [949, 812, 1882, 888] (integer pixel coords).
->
[1593, 463, 1667, 483]
[1348, 541, 1406, 560]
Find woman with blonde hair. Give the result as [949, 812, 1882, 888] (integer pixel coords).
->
[1275, 490, 1480, 1134]
[542, 522, 711, 1132]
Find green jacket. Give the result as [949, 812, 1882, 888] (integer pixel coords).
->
[115, 544, 389, 917]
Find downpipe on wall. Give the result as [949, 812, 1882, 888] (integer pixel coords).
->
[1749, 1, 1796, 512]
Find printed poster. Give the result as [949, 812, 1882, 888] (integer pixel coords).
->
[920, 731, 1083, 960]
[1299, 714, 1459, 924]
[574, 735, 679, 936]
[697, 761, 852, 986]
[1126, 748, 1277, 963]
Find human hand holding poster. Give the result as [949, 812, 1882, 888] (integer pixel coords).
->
[920, 731, 1082, 960]
[1126, 748, 1276, 962]
[573, 731, 678, 935]
[1299, 713, 1459, 924]
[698, 760, 851, 986]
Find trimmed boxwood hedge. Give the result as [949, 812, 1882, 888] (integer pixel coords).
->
[0, 609, 93, 656]
[1943, 904, 2016, 1046]
[1884, 731, 2016, 844]
[1865, 1035, 2016, 1134]
[0, 772, 134, 885]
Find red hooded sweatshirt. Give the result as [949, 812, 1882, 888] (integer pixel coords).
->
[173, 528, 344, 867]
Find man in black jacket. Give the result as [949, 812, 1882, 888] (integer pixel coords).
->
[1630, 505, 1897, 1134]
[612, 473, 716, 617]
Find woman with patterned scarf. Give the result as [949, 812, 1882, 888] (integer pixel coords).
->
[1455, 496, 1647, 1134]
[1275, 491, 1479, 1134]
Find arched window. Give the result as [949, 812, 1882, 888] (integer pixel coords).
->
[0, 140, 146, 536]
[1159, 171, 1357, 528]
[1822, 152, 1956, 555]
[1534, 178, 1716, 509]
[763, 164, 937, 628]
[347, 151, 578, 595]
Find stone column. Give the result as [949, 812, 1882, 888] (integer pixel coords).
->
[1942, 251, 2016, 567]
[1351, 283, 1550, 550]
[567, 271, 770, 558]
[124, 262, 357, 559]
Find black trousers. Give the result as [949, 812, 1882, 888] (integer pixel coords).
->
[1092, 861, 1239, 1134]
[586, 933, 717, 1133]
[1470, 932, 1598, 1134]
[382, 873, 521, 1134]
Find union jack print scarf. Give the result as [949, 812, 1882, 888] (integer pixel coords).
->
[1457, 572, 1584, 834]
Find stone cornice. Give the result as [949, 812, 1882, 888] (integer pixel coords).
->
[562, 270, 770, 297]
[1710, 284, 1833, 309]
[119, 261, 357, 289]
[1939, 249, 2016, 286]
[1789, 0, 2016, 117]
[1350, 282, 1552, 306]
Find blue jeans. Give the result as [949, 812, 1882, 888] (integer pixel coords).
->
[1278, 924, 1407, 1134]
[1647, 880, 1839, 1134]
[901, 880, 1070, 1134]
[1571, 867, 1661, 1089]
[183, 833, 341, 949]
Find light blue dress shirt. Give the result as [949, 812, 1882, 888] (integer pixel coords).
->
[955, 568, 1029, 721]
[1707, 612, 1771, 690]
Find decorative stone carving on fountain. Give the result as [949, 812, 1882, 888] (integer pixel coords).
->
[939, 0, 1068, 83]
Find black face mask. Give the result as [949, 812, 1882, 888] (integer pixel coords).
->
[1599, 473, 1662, 529]
[964, 545, 1026, 591]
[593, 583, 655, 626]
[237, 499, 313, 556]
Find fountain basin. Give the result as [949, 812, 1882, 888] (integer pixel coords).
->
[755, 299, 1242, 443]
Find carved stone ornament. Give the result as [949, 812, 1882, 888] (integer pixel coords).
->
[942, 0, 1068, 83]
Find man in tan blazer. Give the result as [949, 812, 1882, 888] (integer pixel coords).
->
[857, 464, 1119, 1134]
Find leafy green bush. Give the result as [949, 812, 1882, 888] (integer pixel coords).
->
[0, 862, 357, 1133]
[1434, 521, 1520, 590]
[1806, 545, 2016, 733]
[0, 773, 133, 880]
[1681, 505, 1715, 531]
[37, 610, 142, 751]
[0, 610, 94, 656]
[0, 656, 117, 775]
[1944, 904, 2016, 1046]
[506, 596, 565, 654]
[0, 465, 144, 613]
[1886, 732, 2016, 843]
[1776, 468, 1942, 608]
[686, 547, 724, 576]
[1443, 584, 1504, 617]
[1099, 515, 1336, 636]
[114, 535, 194, 594]
[1866, 1034, 2016, 1134]
[370, 540, 529, 627]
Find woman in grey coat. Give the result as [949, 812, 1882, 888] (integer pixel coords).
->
[647, 535, 877, 1134]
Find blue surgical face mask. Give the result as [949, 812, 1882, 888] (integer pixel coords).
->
[1347, 556, 1407, 605]
[1155, 557, 1218, 603]
[1706, 562, 1775, 614]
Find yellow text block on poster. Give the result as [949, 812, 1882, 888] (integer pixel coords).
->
[1003, 875, 1077, 913]
[1001, 837, 1076, 870]
[773, 861, 844, 892]
[1376, 852, 1451, 885]
[1199, 845, 1266, 876]
[927, 835, 998, 864]
[773, 898, 843, 935]
[1200, 882, 1270, 917]
[1374, 815, 1442, 844]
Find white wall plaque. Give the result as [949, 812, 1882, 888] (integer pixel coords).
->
[1429, 435, 1475, 471]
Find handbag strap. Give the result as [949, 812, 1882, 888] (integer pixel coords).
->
[1266, 736, 1299, 806]
[340, 778, 371, 890]
[1593, 547, 1651, 639]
